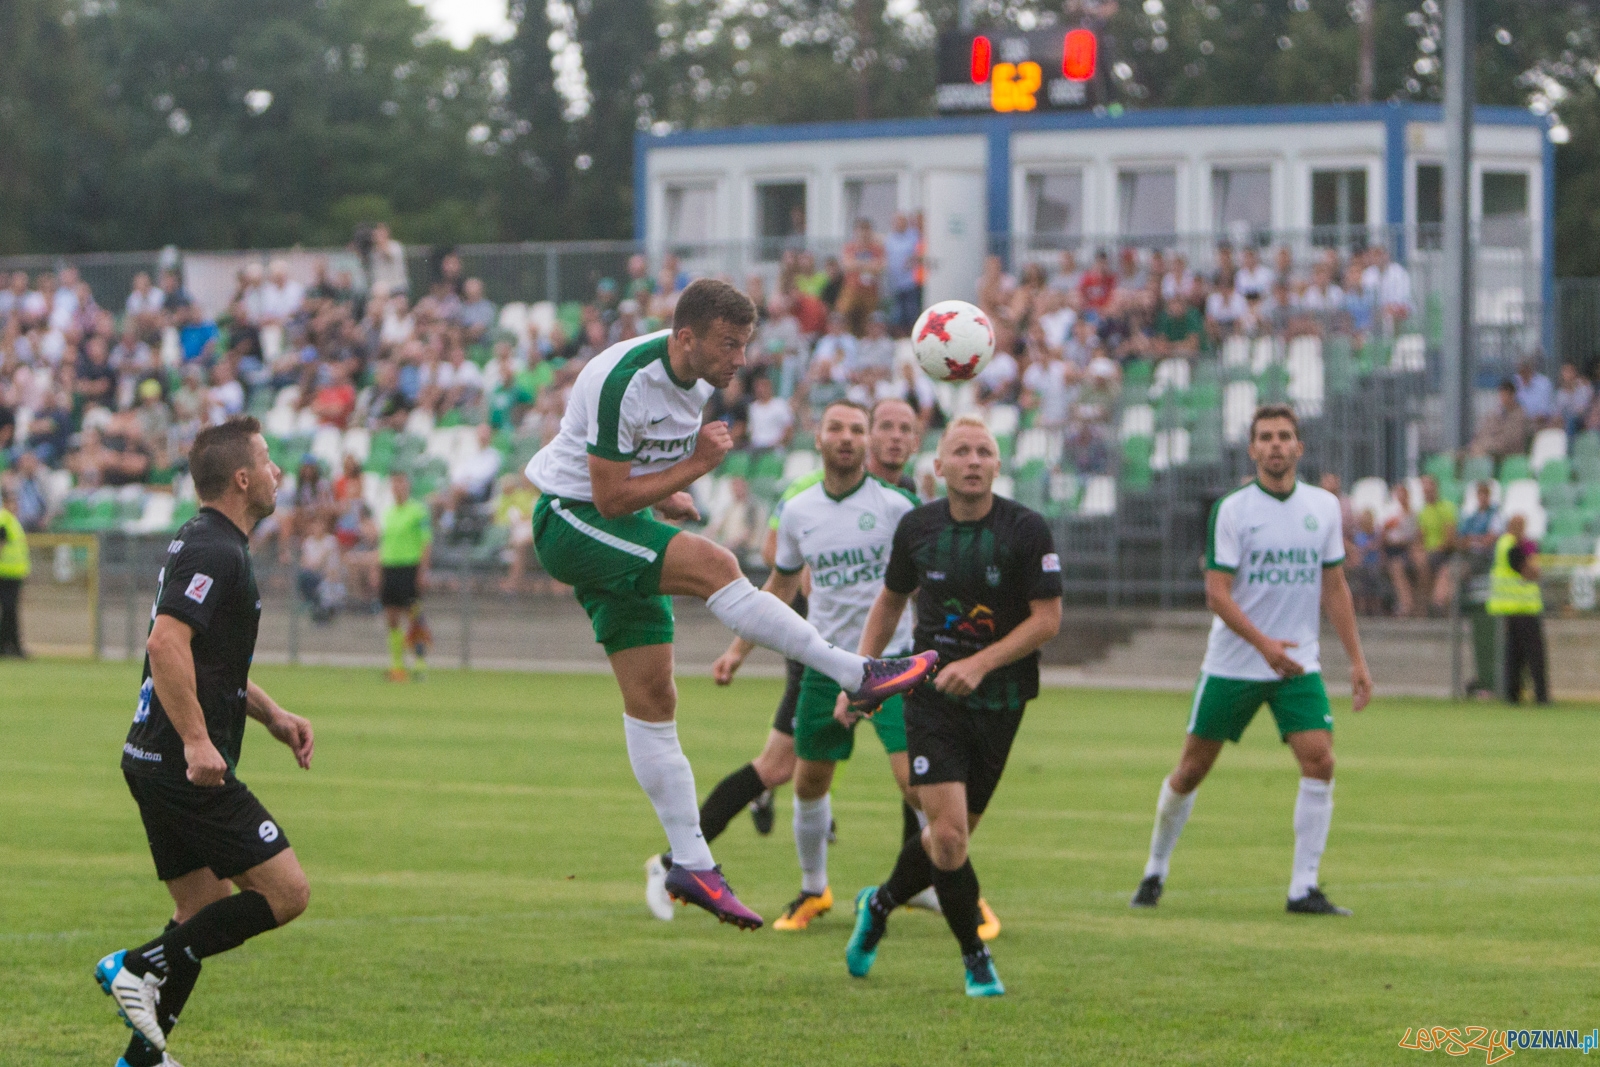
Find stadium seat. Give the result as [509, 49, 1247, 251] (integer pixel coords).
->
[310, 427, 342, 469]
[986, 404, 1021, 438]
[404, 408, 436, 436]
[1149, 358, 1191, 397]
[1573, 430, 1600, 464]
[993, 474, 1015, 499]
[1221, 335, 1251, 369]
[1503, 478, 1542, 519]
[1222, 381, 1258, 444]
[1285, 338, 1324, 418]
[497, 302, 528, 338]
[1499, 455, 1532, 483]
[1546, 508, 1587, 539]
[1529, 428, 1569, 473]
[1119, 404, 1155, 440]
[1538, 457, 1571, 492]
[342, 428, 372, 465]
[1461, 455, 1494, 484]
[1349, 477, 1390, 523]
[1542, 481, 1577, 508]
[1049, 471, 1081, 509]
[1014, 428, 1054, 465]
[1079, 476, 1117, 516]
[1423, 453, 1456, 483]
[1250, 336, 1277, 376]
[1151, 428, 1190, 471]
[127, 492, 176, 535]
[782, 450, 819, 482]
[264, 407, 297, 438]
[1391, 334, 1426, 372]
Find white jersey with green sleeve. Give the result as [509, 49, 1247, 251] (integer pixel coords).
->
[768, 469, 824, 531]
[773, 474, 917, 654]
[1202, 480, 1346, 680]
[524, 330, 714, 502]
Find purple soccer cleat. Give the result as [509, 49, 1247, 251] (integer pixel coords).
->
[848, 650, 940, 711]
[664, 865, 764, 930]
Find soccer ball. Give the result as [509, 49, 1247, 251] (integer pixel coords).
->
[912, 300, 996, 382]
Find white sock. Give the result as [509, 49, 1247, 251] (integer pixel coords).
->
[622, 715, 715, 871]
[915, 807, 929, 831]
[1289, 777, 1334, 901]
[706, 578, 867, 689]
[1143, 778, 1198, 879]
[794, 794, 831, 895]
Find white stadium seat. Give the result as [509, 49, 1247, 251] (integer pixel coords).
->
[310, 427, 343, 469]
[264, 407, 297, 438]
[1149, 357, 1190, 397]
[1503, 478, 1542, 518]
[1223, 381, 1258, 444]
[1014, 428, 1054, 464]
[992, 475, 1015, 499]
[1529, 427, 1568, 473]
[1349, 476, 1390, 524]
[1078, 475, 1117, 516]
[1119, 404, 1155, 440]
[1151, 428, 1190, 471]
[1391, 334, 1426, 372]
[782, 450, 820, 482]
[1459, 479, 1502, 517]
[1286, 336, 1325, 417]
[986, 404, 1020, 438]
[1250, 336, 1278, 375]
[1221, 335, 1250, 369]
[342, 427, 371, 464]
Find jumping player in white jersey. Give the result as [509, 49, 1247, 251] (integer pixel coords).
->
[524, 279, 938, 929]
[1131, 404, 1373, 915]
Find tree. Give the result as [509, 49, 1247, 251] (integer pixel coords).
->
[498, 0, 572, 240]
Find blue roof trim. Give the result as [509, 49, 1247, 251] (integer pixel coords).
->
[987, 124, 1010, 242]
[633, 129, 648, 241]
[641, 102, 1545, 150]
[1384, 110, 1407, 260]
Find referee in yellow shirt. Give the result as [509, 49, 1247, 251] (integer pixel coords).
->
[0, 487, 29, 657]
[378, 470, 433, 681]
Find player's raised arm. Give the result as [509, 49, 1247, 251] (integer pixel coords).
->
[146, 614, 228, 787]
[857, 586, 911, 660]
[587, 421, 731, 520]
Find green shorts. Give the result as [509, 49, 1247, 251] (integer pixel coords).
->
[532, 495, 680, 655]
[794, 667, 907, 763]
[1186, 672, 1333, 743]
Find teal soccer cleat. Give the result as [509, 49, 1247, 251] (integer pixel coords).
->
[963, 947, 1006, 997]
[845, 887, 888, 977]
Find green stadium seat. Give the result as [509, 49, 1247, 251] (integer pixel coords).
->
[1499, 455, 1531, 483]
[1423, 453, 1456, 483]
[719, 451, 751, 480]
[1461, 455, 1494, 484]
[1542, 481, 1577, 508]
[1579, 484, 1600, 512]
[1573, 430, 1600, 463]
[1575, 454, 1600, 485]
[1538, 457, 1571, 488]
[753, 450, 785, 481]
[1552, 534, 1595, 557]
[1546, 508, 1587, 539]
[171, 499, 198, 528]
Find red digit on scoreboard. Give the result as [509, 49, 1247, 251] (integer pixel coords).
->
[1063, 28, 1096, 81]
[970, 35, 992, 83]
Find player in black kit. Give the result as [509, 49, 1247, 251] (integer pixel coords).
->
[95, 417, 315, 1066]
[842, 414, 1062, 997]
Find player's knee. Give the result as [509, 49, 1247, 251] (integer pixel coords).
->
[269, 874, 310, 925]
[1301, 750, 1335, 780]
[928, 820, 968, 867]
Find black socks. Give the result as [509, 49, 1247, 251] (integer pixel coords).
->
[874, 829, 934, 916]
[930, 859, 984, 956]
[698, 762, 766, 843]
[128, 890, 279, 982]
[901, 800, 921, 843]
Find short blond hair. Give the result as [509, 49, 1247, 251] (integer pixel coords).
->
[938, 414, 998, 453]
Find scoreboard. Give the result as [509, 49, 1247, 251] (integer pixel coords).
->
[935, 28, 1109, 114]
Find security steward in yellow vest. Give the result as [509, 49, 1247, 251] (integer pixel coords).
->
[0, 493, 30, 658]
[1486, 513, 1546, 704]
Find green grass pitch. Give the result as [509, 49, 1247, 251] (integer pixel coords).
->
[5, 658, 1597, 1065]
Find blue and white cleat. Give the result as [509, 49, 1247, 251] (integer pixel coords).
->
[114, 1056, 184, 1066]
[95, 950, 166, 1052]
[845, 887, 888, 978]
[963, 947, 1006, 997]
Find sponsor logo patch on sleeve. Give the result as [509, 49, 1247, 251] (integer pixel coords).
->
[184, 573, 214, 604]
[1041, 553, 1061, 573]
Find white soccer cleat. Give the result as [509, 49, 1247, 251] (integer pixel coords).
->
[644, 854, 675, 921]
[903, 887, 942, 913]
[162, 1055, 187, 1066]
[96, 950, 166, 1052]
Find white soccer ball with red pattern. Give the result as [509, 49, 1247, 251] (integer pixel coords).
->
[911, 299, 995, 382]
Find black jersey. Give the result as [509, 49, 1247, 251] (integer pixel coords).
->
[884, 495, 1062, 711]
[123, 508, 261, 781]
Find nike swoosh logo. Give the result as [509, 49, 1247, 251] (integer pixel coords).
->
[649, 415, 669, 425]
[690, 872, 725, 901]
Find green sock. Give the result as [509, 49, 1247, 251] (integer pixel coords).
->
[388, 628, 406, 670]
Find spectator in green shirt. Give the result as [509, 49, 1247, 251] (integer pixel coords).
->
[1416, 475, 1459, 615]
[1152, 296, 1205, 360]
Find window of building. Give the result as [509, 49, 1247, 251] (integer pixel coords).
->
[844, 177, 898, 237]
[1025, 170, 1084, 249]
[664, 182, 716, 246]
[1481, 170, 1529, 249]
[1310, 168, 1368, 247]
[1211, 166, 1271, 239]
[1415, 164, 1443, 250]
[756, 181, 807, 261]
[1117, 168, 1176, 241]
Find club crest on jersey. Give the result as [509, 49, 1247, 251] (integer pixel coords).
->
[858, 513, 876, 531]
[986, 565, 1001, 586]
[1304, 515, 1319, 531]
[184, 573, 214, 604]
[1042, 553, 1061, 573]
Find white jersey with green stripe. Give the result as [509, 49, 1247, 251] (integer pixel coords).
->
[1202, 480, 1345, 680]
[525, 330, 714, 502]
[773, 474, 918, 654]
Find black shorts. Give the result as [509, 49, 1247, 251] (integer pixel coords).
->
[771, 658, 805, 736]
[904, 688, 1026, 816]
[380, 565, 420, 608]
[125, 771, 291, 882]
